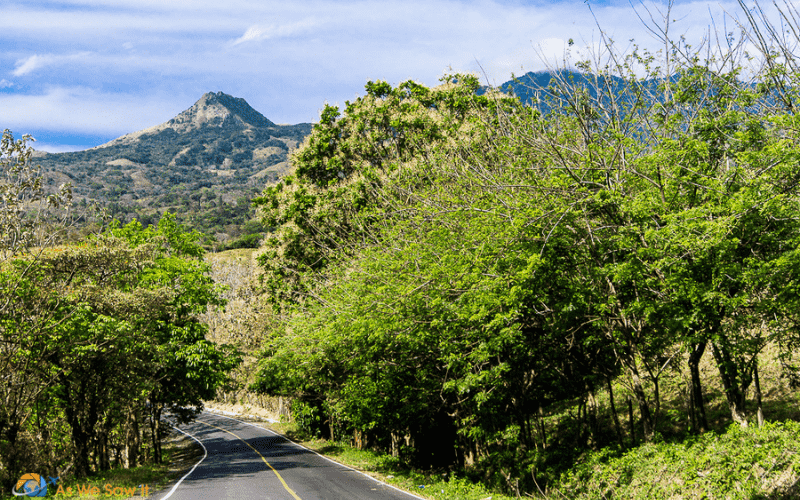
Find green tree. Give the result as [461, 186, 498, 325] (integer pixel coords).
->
[0, 130, 73, 487]
[253, 75, 517, 310]
[1, 214, 239, 481]
[252, 2, 800, 495]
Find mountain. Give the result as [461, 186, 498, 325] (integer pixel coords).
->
[495, 70, 697, 113]
[98, 92, 277, 148]
[494, 70, 632, 108]
[35, 92, 313, 241]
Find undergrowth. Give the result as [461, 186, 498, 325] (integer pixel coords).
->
[0, 429, 199, 499]
[550, 421, 800, 499]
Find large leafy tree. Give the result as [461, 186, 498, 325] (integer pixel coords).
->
[0, 130, 74, 486]
[253, 75, 517, 310]
[254, 77, 619, 473]
[1, 213, 239, 482]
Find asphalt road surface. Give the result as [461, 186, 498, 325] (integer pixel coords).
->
[152, 411, 423, 500]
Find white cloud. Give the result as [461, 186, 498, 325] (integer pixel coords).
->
[0, 79, 13, 88]
[12, 52, 93, 77]
[13, 55, 48, 76]
[0, 0, 776, 149]
[0, 86, 185, 136]
[231, 19, 320, 45]
[33, 143, 90, 153]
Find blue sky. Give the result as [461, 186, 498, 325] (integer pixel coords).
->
[0, 0, 751, 152]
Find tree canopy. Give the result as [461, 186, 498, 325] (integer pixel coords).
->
[0, 134, 239, 488]
[251, 4, 800, 494]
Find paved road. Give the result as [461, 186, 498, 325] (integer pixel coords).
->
[153, 411, 423, 500]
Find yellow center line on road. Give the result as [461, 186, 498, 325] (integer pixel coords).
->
[195, 419, 301, 500]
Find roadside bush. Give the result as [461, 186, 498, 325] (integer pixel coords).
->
[555, 421, 800, 498]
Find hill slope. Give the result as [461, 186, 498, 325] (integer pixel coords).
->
[34, 92, 312, 239]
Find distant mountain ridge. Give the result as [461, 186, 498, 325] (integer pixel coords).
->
[495, 69, 631, 106]
[496, 70, 698, 111]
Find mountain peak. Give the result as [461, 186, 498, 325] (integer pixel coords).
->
[95, 92, 274, 148]
[171, 91, 275, 130]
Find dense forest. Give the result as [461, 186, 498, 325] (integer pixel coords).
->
[7, 0, 800, 498]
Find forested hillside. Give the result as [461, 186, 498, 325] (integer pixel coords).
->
[32, 92, 312, 243]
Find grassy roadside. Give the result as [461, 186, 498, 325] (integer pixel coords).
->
[204, 410, 513, 500]
[256, 419, 800, 499]
[0, 428, 203, 500]
[551, 420, 800, 498]
[200, 339, 800, 498]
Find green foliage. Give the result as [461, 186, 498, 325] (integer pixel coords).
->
[253, 74, 519, 308]
[554, 421, 800, 498]
[246, 2, 800, 496]
[0, 212, 239, 485]
[0, 129, 72, 259]
[289, 400, 324, 438]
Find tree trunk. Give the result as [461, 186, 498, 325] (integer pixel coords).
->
[152, 405, 163, 464]
[353, 429, 367, 450]
[629, 368, 654, 441]
[96, 426, 110, 471]
[688, 341, 709, 433]
[71, 424, 92, 478]
[62, 376, 99, 478]
[586, 390, 600, 449]
[148, 407, 156, 464]
[753, 357, 765, 428]
[628, 398, 636, 447]
[464, 440, 475, 466]
[607, 378, 624, 447]
[125, 409, 140, 468]
[712, 342, 749, 427]
[2, 423, 22, 488]
[537, 405, 548, 450]
[391, 432, 401, 458]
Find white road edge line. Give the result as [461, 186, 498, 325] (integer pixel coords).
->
[158, 425, 208, 500]
[203, 410, 424, 499]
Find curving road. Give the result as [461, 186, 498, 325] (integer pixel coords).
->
[152, 411, 423, 500]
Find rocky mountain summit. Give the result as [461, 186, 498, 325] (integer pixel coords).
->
[97, 92, 278, 149]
